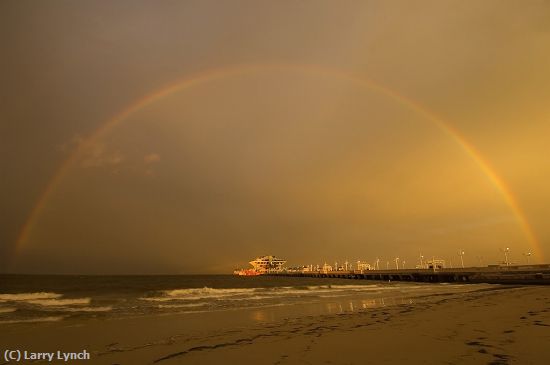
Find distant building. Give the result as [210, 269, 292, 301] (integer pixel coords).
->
[424, 259, 445, 269]
[249, 255, 286, 273]
[356, 261, 372, 271]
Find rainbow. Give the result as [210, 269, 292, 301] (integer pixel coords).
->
[14, 63, 543, 260]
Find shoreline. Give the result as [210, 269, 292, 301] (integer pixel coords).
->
[1, 285, 549, 364]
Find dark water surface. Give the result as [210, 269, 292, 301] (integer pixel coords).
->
[0, 274, 490, 324]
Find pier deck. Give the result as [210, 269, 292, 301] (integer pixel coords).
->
[270, 264, 550, 285]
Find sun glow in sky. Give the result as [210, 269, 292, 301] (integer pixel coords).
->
[2, 0, 550, 273]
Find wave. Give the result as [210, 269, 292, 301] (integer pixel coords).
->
[140, 296, 178, 302]
[0, 307, 17, 313]
[142, 288, 304, 302]
[27, 298, 91, 306]
[0, 292, 62, 301]
[252, 284, 380, 293]
[157, 303, 209, 309]
[166, 287, 257, 297]
[141, 287, 258, 302]
[252, 285, 381, 296]
[225, 295, 275, 301]
[59, 306, 112, 312]
[0, 316, 65, 324]
[141, 284, 391, 303]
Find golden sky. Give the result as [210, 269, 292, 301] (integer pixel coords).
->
[1, 0, 549, 273]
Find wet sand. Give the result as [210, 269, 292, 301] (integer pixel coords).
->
[1, 285, 549, 365]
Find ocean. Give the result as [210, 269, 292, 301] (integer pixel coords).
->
[0, 274, 491, 324]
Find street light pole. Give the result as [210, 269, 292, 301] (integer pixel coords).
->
[459, 250, 465, 268]
[523, 252, 531, 265]
[502, 247, 510, 266]
[395, 257, 400, 270]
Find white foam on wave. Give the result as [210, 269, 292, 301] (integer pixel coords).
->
[142, 284, 389, 303]
[141, 287, 258, 302]
[27, 298, 91, 306]
[0, 307, 17, 313]
[0, 316, 65, 324]
[166, 287, 257, 297]
[157, 303, 209, 309]
[0, 292, 62, 301]
[253, 285, 380, 297]
[225, 295, 273, 301]
[140, 297, 177, 302]
[59, 306, 112, 312]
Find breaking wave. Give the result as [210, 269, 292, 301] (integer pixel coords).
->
[0, 316, 65, 324]
[0, 292, 62, 301]
[59, 306, 112, 312]
[141, 287, 257, 302]
[140, 284, 386, 303]
[0, 292, 103, 316]
[27, 298, 91, 306]
[157, 303, 209, 309]
[166, 287, 257, 298]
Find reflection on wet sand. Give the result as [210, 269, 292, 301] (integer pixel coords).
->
[248, 295, 417, 323]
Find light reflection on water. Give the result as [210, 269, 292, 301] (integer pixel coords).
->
[250, 310, 267, 322]
[248, 296, 416, 322]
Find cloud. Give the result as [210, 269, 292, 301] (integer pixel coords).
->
[59, 134, 125, 169]
[79, 142, 125, 169]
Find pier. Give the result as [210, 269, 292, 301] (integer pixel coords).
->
[270, 264, 550, 285]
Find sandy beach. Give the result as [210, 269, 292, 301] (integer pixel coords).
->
[1, 285, 548, 365]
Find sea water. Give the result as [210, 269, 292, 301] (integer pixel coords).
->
[0, 274, 491, 324]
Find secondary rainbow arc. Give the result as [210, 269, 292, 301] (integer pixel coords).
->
[14, 63, 543, 261]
